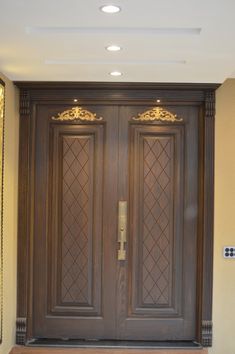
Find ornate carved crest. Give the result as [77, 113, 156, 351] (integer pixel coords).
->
[133, 107, 182, 122]
[52, 106, 102, 122]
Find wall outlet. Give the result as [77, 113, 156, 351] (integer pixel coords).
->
[223, 247, 235, 258]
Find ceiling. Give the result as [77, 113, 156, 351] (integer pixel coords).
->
[1, 0, 235, 83]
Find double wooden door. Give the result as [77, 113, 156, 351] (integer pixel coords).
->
[33, 103, 198, 341]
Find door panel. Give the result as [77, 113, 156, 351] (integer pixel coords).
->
[130, 124, 184, 317]
[116, 106, 198, 340]
[49, 125, 103, 316]
[33, 105, 119, 339]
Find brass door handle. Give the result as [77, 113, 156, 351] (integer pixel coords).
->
[118, 201, 127, 261]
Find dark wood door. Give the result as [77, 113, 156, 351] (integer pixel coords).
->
[116, 106, 198, 340]
[33, 103, 198, 341]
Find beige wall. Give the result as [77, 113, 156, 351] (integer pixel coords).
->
[208, 79, 235, 354]
[0, 76, 234, 353]
[0, 73, 19, 354]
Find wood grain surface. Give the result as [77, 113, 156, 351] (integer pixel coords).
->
[15, 82, 216, 346]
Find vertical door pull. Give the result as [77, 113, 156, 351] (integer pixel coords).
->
[118, 201, 127, 261]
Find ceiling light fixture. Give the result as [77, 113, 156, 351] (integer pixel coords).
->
[157, 99, 161, 103]
[106, 45, 121, 52]
[110, 71, 122, 76]
[100, 5, 121, 14]
[74, 99, 78, 102]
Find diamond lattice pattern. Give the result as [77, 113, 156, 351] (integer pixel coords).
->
[61, 136, 91, 304]
[142, 137, 173, 305]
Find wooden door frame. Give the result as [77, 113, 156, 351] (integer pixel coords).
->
[14, 82, 219, 347]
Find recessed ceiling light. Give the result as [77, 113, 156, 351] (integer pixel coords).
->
[74, 99, 78, 102]
[110, 71, 122, 76]
[106, 45, 121, 52]
[100, 5, 121, 14]
[157, 99, 161, 103]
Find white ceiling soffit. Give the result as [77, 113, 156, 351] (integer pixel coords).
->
[25, 27, 202, 36]
[0, 0, 235, 83]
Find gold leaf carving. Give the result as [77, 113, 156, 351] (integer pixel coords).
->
[52, 106, 102, 121]
[133, 107, 182, 122]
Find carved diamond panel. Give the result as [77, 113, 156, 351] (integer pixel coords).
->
[61, 136, 92, 304]
[142, 136, 173, 305]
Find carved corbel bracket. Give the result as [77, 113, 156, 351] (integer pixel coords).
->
[16, 317, 27, 345]
[202, 320, 213, 347]
[20, 90, 30, 116]
[205, 91, 215, 119]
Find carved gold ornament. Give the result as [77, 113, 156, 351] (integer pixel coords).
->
[133, 107, 182, 122]
[52, 106, 102, 121]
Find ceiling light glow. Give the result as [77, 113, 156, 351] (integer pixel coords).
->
[100, 5, 121, 13]
[106, 45, 121, 52]
[110, 71, 122, 76]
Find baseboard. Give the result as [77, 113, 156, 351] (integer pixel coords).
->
[10, 346, 208, 354]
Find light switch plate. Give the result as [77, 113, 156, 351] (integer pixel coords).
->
[223, 247, 235, 258]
